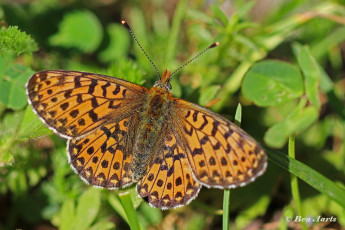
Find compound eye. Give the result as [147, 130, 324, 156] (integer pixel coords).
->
[166, 83, 172, 91]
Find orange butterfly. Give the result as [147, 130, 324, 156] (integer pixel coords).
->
[26, 21, 267, 209]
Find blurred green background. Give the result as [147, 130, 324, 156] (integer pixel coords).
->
[1, 0, 345, 229]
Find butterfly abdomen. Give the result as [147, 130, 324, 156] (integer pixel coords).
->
[132, 87, 173, 180]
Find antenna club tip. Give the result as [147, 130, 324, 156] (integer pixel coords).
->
[210, 42, 220, 48]
[121, 20, 130, 29]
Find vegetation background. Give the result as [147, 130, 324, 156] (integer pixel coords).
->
[0, 0, 345, 229]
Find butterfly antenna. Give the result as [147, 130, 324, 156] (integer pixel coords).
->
[171, 42, 219, 76]
[121, 20, 160, 78]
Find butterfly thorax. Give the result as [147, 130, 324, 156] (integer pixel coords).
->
[132, 77, 174, 180]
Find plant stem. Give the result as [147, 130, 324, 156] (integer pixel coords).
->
[289, 136, 307, 230]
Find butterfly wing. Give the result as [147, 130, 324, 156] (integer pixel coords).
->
[174, 99, 267, 189]
[68, 115, 139, 188]
[26, 70, 147, 138]
[137, 126, 201, 209]
[27, 70, 147, 188]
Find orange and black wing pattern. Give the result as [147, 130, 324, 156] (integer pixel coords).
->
[137, 127, 201, 209]
[68, 115, 139, 189]
[26, 70, 147, 188]
[26, 70, 147, 138]
[174, 99, 267, 189]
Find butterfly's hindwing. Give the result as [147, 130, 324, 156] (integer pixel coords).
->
[137, 127, 201, 209]
[68, 114, 140, 189]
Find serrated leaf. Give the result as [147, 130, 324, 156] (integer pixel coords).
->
[242, 60, 304, 106]
[296, 45, 321, 109]
[264, 100, 318, 148]
[49, 10, 102, 53]
[0, 26, 38, 56]
[74, 188, 101, 230]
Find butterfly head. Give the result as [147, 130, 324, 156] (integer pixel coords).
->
[153, 69, 172, 92]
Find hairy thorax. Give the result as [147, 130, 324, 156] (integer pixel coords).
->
[132, 87, 173, 180]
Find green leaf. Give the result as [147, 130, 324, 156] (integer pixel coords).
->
[310, 26, 345, 60]
[296, 45, 321, 109]
[60, 199, 75, 230]
[198, 85, 220, 106]
[99, 23, 130, 63]
[0, 147, 14, 166]
[264, 100, 318, 148]
[74, 188, 101, 230]
[88, 218, 115, 230]
[0, 110, 25, 166]
[107, 59, 145, 86]
[17, 106, 52, 140]
[242, 60, 304, 106]
[0, 59, 34, 110]
[49, 10, 103, 53]
[0, 26, 38, 56]
[108, 194, 129, 224]
[139, 202, 162, 225]
[211, 5, 228, 26]
[7, 170, 28, 194]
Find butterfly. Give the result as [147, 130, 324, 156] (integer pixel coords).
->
[26, 21, 267, 210]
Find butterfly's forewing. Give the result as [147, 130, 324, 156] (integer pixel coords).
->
[26, 70, 147, 138]
[137, 127, 201, 209]
[174, 100, 267, 189]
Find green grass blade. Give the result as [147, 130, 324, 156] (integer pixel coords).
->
[267, 148, 345, 208]
[222, 104, 242, 229]
[222, 189, 230, 230]
[119, 193, 141, 230]
[165, 0, 188, 67]
[108, 194, 129, 224]
[288, 136, 307, 230]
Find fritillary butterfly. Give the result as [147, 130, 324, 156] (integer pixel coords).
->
[26, 22, 267, 210]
